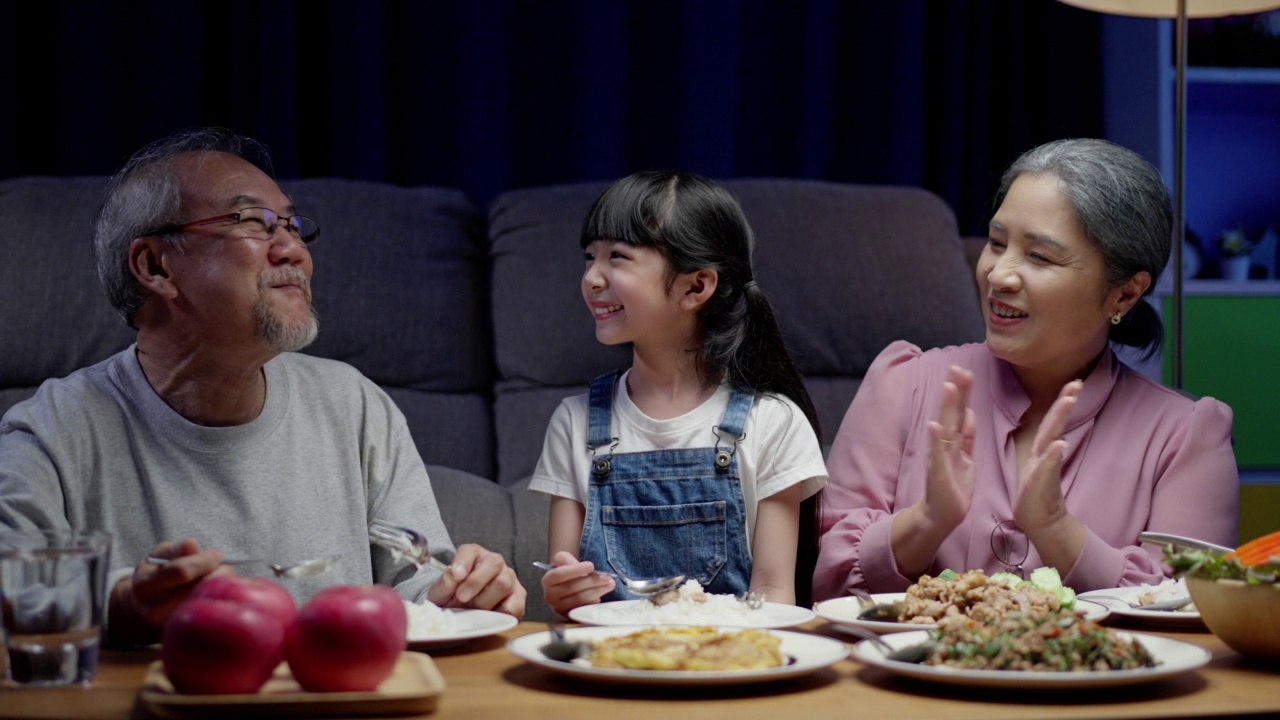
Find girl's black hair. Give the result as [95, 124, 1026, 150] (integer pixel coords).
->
[582, 171, 823, 605]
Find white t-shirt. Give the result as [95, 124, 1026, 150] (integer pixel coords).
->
[529, 370, 827, 548]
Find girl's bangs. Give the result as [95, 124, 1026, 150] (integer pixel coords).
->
[580, 179, 668, 250]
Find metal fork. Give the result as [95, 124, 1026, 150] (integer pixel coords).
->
[739, 591, 765, 610]
[369, 519, 454, 576]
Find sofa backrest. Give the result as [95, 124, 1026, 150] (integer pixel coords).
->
[284, 180, 494, 479]
[0, 176, 495, 480]
[487, 179, 985, 486]
[2, 174, 985, 488]
[0, 177, 136, 415]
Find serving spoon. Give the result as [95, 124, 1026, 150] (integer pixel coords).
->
[146, 554, 340, 579]
[539, 623, 591, 662]
[1086, 593, 1194, 612]
[1139, 532, 1233, 555]
[857, 601, 906, 622]
[839, 623, 939, 663]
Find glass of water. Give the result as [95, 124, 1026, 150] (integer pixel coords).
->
[0, 529, 111, 686]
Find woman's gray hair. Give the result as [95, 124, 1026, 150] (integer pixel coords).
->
[994, 138, 1171, 356]
[94, 127, 271, 327]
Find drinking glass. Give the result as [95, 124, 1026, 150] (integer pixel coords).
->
[0, 529, 111, 686]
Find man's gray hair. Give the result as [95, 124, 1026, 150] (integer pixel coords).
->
[994, 138, 1172, 355]
[94, 128, 272, 327]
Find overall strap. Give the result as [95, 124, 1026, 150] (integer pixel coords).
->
[586, 370, 620, 448]
[718, 387, 755, 436]
[712, 386, 756, 470]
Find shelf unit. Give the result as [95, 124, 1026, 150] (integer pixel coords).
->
[1102, 13, 1280, 543]
[1166, 65, 1280, 275]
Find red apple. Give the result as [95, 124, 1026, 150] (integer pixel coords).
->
[161, 598, 285, 694]
[191, 575, 298, 630]
[284, 585, 407, 692]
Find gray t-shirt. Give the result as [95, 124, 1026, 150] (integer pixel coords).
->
[0, 345, 453, 609]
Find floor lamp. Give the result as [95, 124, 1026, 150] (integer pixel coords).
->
[1057, 0, 1280, 390]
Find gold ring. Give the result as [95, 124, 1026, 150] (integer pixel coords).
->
[940, 438, 954, 446]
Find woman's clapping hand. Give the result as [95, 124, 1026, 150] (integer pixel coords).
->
[922, 365, 977, 531]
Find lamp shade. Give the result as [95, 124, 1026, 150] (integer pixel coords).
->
[1058, 0, 1280, 17]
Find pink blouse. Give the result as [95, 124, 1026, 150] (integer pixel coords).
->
[813, 341, 1238, 600]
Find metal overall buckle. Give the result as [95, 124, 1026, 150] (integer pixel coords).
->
[591, 437, 620, 478]
[711, 425, 746, 470]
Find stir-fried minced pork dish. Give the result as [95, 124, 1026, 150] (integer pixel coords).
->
[924, 608, 1158, 671]
[900, 570, 1065, 625]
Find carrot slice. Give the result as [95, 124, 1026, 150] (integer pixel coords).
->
[1228, 529, 1280, 566]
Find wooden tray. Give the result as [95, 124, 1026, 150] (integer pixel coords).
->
[139, 652, 444, 718]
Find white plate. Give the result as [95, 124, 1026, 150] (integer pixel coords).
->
[507, 625, 849, 686]
[853, 630, 1209, 689]
[407, 608, 518, 649]
[815, 594, 1110, 635]
[1078, 587, 1204, 628]
[569, 600, 815, 628]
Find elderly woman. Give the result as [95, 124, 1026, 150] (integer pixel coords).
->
[813, 138, 1238, 599]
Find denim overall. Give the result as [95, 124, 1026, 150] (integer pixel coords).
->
[578, 371, 754, 601]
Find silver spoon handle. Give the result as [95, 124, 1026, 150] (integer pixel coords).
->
[531, 560, 620, 581]
[1139, 532, 1234, 554]
[146, 556, 258, 566]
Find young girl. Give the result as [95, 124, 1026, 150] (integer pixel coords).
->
[530, 171, 827, 617]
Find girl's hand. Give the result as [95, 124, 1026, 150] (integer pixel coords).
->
[921, 365, 977, 532]
[1013, 380, 1081, 530]
[541, 550, 615, 618]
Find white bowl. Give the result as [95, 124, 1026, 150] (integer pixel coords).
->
[1186, 576, 1280, 662]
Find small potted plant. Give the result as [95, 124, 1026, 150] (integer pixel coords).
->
[1217, 224, 1254, 281]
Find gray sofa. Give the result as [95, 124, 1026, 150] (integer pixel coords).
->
[0, 176, 983, 620]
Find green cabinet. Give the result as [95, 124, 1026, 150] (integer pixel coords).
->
[1163, 292, 1280, 468]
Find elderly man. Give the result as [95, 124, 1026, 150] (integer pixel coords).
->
[0, 128, 525, 644]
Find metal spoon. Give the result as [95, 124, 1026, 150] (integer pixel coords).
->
[147, 554, 340, 579]
[538, 624, 591, 663]
[840, 624, 939, 663]
[531, 561, 686, 597]
[1139, 531, 1233, 555]
[857, 601, 905, 622]
[1088, 593, 1194, 612]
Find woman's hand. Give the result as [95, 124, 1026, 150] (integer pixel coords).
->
[1016, 380, 1086, 572]
[922, 365, 977, 530]
[540, 550, 615, 618]
[1014, 380, 1080, 529]
[891, 365, 976, 578]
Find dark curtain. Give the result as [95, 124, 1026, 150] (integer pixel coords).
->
[0, 0, 1101, 235]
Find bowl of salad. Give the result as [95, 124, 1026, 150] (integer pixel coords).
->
[1169, 530, 1280, 662]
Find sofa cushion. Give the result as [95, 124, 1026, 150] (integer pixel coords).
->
[487, 179, 984, 484]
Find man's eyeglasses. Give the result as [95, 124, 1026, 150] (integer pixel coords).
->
[990, 515, 1029, 579]
[143, 207, 320, 244]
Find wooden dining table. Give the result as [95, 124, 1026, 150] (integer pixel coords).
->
[4, 620, 1278, 720]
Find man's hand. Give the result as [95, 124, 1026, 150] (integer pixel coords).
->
[107, 538, 231, 645]
[425, 543, 526, 619]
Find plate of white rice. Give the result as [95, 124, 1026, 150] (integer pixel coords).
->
[567, 582, 814, 628]
[404, 599, 518, 649]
